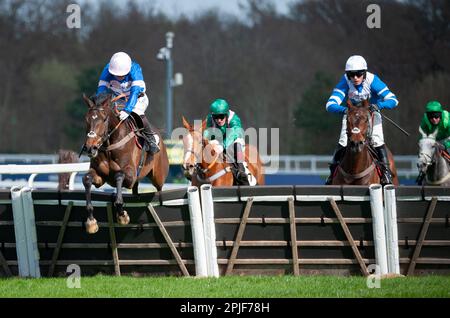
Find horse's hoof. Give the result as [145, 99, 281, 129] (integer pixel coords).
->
[117, 211, 130, 225]
[85, 218, 99, 234]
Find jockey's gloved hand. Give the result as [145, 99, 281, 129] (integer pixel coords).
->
[369, 104, 379, 113]
[209, 140, 224, 155]
[119, 110, 130, 121]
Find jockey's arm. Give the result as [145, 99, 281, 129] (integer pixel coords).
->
[443, 112, 450, 150]
[325, 75, 348, 114]
[224, 115, 245, 149]
[123, 63, 146, 113]
[96, 64, 111, 95]
[371, 75, 399, 110]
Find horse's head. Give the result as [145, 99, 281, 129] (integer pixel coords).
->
[417, 137, 436, 174]
[417, 136, 446, 175]
[83, 93, 113, 158]
[346, 99, 371, 153]
[182, 116, 206, 179]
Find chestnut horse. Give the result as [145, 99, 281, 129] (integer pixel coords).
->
[81, 93, 169, 233]
[181, 117, 264, 186]
[332, 100, 399, 185]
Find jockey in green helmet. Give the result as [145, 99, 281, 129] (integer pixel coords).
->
[203, 98, 250, 185]
[419, 101, 450, 150]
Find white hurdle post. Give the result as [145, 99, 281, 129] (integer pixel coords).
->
[20, 187, 41, 278]
[187, 186, 208, 277]
[383, 185, 400, 274]
[369, 184, 388, 275]
[10, 186, 30, 277]
[200, 184, 219, 278]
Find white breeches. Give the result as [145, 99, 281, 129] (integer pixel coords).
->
[131, 94, 149, 116]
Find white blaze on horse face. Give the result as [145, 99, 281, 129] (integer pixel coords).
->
[87, 131, 97, 138]
[183, 134, 195, 168]
[418, 137, 435, 166]
[92, 115, 98, 120]
[351, 127, 361, 134]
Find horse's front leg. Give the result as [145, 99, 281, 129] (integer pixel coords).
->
[114, 171, 130, 225]
[82, 169, 104, 234]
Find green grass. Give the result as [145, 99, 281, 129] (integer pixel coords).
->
[0, 275, 449, 298]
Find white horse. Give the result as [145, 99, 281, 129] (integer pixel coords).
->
[417, 136, 450, 186]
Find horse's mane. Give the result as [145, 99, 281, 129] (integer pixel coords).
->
[91, 92, 111, 107]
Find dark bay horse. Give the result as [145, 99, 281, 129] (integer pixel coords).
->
[82, 93, 169, 234]
[332, 100, 399, 185]
[181, 117, 264, 187]
[417, 137, 450, 186]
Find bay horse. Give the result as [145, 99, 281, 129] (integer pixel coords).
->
[331, 99, 399, 185]
[81, 93, 169, 234]
[417, 137, 450, 186]
[181, 117, 264, 187]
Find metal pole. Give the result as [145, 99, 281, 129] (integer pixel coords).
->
[165, 32, 174, 139]
[166, 52, 173, 139]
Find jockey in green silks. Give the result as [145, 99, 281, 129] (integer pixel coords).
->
[419, 100, 450, 151]
[203, 98, 250, 185]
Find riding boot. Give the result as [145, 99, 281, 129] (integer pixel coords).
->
[375, 144, 393, 185]
[325, 144, 346, 185]
[140, 115, 160, 155]
[231, 143, 250, 186]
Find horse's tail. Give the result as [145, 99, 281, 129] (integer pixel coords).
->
[57, 149, 79, 190]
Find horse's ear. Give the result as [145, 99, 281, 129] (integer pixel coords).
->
[82, 93, 95, 108]
[202, 119, 207, 131]
[182, 116, 192, 130]
[362, 99, 369, 108]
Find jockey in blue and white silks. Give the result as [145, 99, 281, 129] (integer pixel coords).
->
[96, 52, 159, 154]
[97, 52, 148, 116]
[325, 55, 399, 184]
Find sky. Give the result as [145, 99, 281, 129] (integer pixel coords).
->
[140, 0, 293, 19]
[116, 0, 295, 18]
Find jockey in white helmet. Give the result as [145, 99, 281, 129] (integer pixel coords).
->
[325, 55, 399, 185]
[97, 52, 159, 154]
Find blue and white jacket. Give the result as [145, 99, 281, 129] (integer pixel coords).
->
[326, 72, 398, 114]
[96, 61, 146, 113]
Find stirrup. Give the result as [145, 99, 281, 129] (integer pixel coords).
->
[380, 168, 393, 185]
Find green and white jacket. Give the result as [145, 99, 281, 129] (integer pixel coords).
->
[203, 110, 244, 149]
[419, 110, 450, 149]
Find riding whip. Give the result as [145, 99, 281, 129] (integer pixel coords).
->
[377, 111, 410, 137]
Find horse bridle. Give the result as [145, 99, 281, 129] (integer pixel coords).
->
[183, 131, 227, 181]
[80, 101, 126, 156]
[348, 110, 373, 149]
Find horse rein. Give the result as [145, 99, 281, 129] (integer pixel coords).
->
[81, 94, 129, 155]
[183, 131, 232, 182]
[340, 109, 378, 180]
